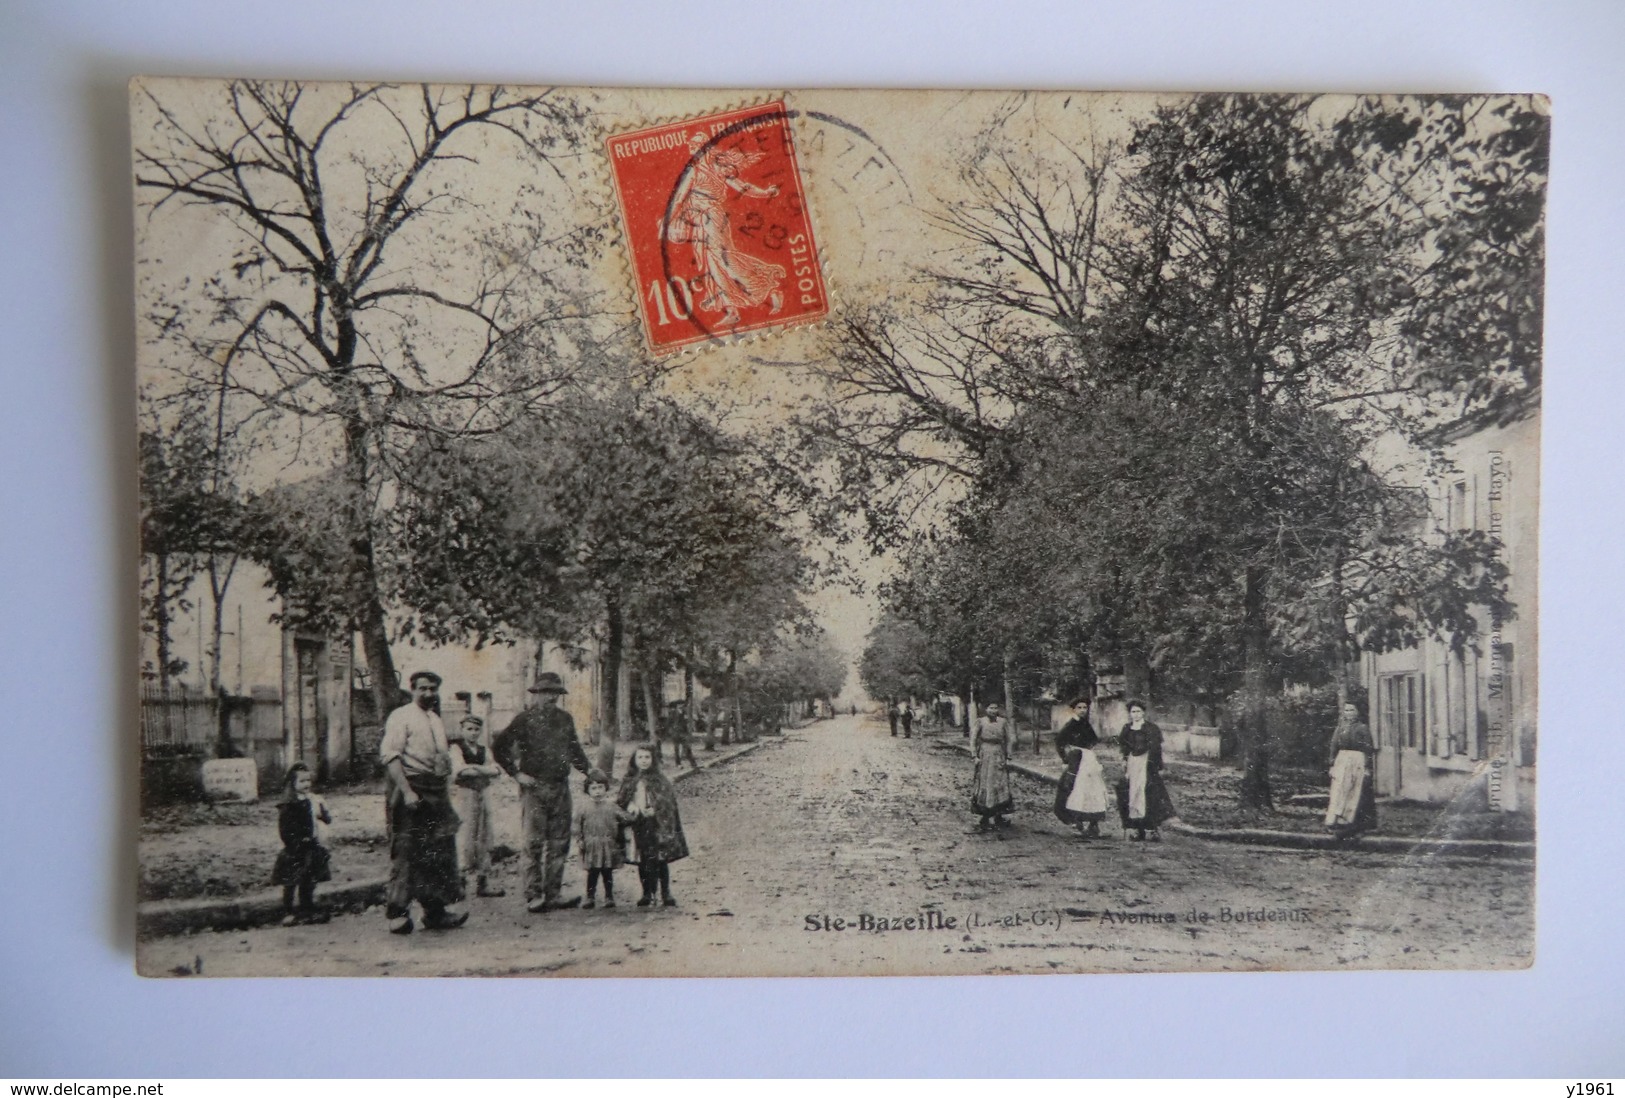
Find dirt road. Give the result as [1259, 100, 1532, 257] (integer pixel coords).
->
[138, 713, 1533, 977]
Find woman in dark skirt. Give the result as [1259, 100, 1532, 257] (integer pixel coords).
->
[1324, 701, 1378, 838]
[618, 745, 689, 907]
[1116, 700, 1177, 841]
[1053, 696, 1108, 839]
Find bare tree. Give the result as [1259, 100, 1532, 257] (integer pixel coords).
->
[798, 101, 1126, 550]
[134, 79, 597, 720]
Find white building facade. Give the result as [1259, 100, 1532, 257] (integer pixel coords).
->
[1360, 395, 1538, 807]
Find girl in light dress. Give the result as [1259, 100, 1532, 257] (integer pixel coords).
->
[573, 770, 630, 909]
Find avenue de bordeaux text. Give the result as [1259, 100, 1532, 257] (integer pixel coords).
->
[804, 905, 1316, 934]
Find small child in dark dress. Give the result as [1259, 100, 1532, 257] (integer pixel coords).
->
[271, 763, 333, 925]
[573, 769, 629, 909]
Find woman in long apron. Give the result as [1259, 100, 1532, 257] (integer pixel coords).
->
[1324, 701, 1378, 838]
[1053, 696, 1109, 839]
[1117, 700, 1176, 841]
[971, 703, 1015, 830]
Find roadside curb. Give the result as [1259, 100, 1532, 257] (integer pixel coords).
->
[677, 738, 767, 776]
[1162, 819, 1534, 859]
[137, 738, 769, 939]
[138, 877, 390, 939]
[940, 739, 1534, 861]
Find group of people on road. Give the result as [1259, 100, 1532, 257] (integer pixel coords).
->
[887, 702, 915, 738]
[270, 667, 690, 934]
[962, 694, 1379, 843]
[968, 697, 1177, 840]
[269, 678, 1383, 930]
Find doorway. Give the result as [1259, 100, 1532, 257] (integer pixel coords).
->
[294, 637, 328, 783]
[1375, 671, 1422, 797]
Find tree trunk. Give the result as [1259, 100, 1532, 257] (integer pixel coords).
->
[359, 600, 397, 733]
[961, 684, 973, 737]
[342, 410, 399, 728]
[1330, 549, 1354, 708]
[639, 655, 660, 762]
[598, 600, 620, 773]
[1238, 565, 1274, 810]
[1002, 650, 1025, 754]
[208, 346, 237, 757]
[617, 657, 633, 745]
[1329, 476, 1351, 709]
[723, 649, 738, 744]
[154, 551, 173, 696]
[702, 651, 716, 750]
[684, 653, 698, 745]
[208, 553, 238, 756]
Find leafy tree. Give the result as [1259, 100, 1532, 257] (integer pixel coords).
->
[739, 631, 848, 726]
[393, 387, 817, 749]
[812, 93, 1538, 805]
[139, 427, 204, 692]
[1077, 94, 1526, 804]
[858, 612, 936, 705]
[138, 399, 244, 700]
[1390, 97, 1549, 411]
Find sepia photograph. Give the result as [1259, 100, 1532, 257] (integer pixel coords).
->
[129, 82, 1544, 978]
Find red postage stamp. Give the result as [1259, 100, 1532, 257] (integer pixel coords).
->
[607, 102, 829, 354]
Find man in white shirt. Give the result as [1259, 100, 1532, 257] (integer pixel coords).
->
[379, 671, 468, 934]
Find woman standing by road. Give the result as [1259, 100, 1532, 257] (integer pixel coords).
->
[1117, 700, 1177, 841]
[1324, 700, 1378, 839]
[1054, 696, 1109, 839]
[971, 703, 1016, 830]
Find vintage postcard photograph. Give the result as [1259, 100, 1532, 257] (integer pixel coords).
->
[131, 82, 1544, 977]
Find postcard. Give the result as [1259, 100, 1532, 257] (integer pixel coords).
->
[132, 82, 1543, 976]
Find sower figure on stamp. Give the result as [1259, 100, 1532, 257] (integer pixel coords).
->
[493, 672, 591, 913]
[380, 671, 468, 934]
[663, 132, 785, 329]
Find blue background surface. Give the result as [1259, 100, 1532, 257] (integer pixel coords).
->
[1, 0, 1620, 1077]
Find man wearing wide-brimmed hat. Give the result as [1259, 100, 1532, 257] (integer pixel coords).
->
[379, 670, 468, 933]
[492, 671, 591, 912]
